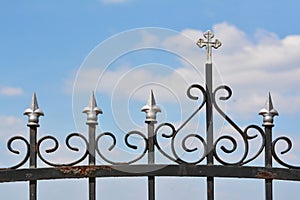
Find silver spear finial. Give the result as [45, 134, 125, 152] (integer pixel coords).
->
[24, 92, 44, 127]
[82, 92, 103, 125]
[141, 90, 161, 123]
[259, 93, 279, 126]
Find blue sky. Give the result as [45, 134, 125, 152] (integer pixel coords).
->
[1, 0, 300, 199]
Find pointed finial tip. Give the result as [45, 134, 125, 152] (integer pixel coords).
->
[83, 91, 103, 125]
[141, 90, 161, 123]
[259, 92, 279, 126]
[30, 92, 38, 109]
[24, 92, 44, 127]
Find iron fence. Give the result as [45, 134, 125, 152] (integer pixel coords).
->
[1, 30, 300, 200]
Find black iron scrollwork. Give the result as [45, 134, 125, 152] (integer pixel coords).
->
[154, 84, 266, 166]
[213, 85, 265, 166]
[272, 136, 300, 169]
[7, 136, 30, 169]
[3, 82, 300, 169]
[96, 131, 148, 165]
[155, 84, 207, 164]
[37, 133, 89, 167]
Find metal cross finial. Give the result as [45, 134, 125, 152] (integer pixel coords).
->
[24, 92, 44, 127]
[259, 92, 279, 126]
[197, 30, 222, 64]
[83, 92, 103, 125]
[141, 90, 161, 123]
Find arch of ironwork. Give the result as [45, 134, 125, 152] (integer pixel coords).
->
[1, 30, 300, 200]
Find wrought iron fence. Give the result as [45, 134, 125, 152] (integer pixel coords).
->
[1, 30, 300, 200]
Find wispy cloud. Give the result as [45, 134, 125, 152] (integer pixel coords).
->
[0, 86, 24, 96]
[0, 115, 26, 136]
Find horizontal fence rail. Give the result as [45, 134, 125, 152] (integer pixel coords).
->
[1, 30, 300, 200]
[1, 165, 300, 182]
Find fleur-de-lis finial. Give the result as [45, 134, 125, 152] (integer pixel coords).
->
[197, 30, 222, 64]
[83, 92, 103, 125]
[141, 90, 161, 123]
[24, 92, 44, 127]
[259, 93, 279, 126]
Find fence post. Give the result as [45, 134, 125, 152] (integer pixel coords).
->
[142, 90, 161, 200]
[197, 30, 221, 200]
[83, 92, 103, 200]
[24, 93, 44, 200]
[259, 93, 278, 200]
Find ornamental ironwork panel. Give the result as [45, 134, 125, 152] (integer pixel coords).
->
[1, 30, 300, 200]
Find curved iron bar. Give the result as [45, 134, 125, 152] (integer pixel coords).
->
[176, 84, 207, 133]
[6, 136, 30, 169]
[213, 85, 265, 165]
[37, 133, 89, 167]
[95, 131, 148, 165]
[213, 125, 265, 165]
[155, 84, 207, 164]
[272, 136, 300, 169]
[155, 123, 181, 164]
[182, 133, 208, 164]
[241, 125, 265, 165]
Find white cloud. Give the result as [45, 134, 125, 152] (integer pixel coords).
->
[66, 23, 300, 122]
[158, 23, 300, 116]
[0, 86, 23, 96]
[0, 115, 26, 136]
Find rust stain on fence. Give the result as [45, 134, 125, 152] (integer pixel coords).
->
[256, 171, 278, 179]
[58, 166, 109, 177]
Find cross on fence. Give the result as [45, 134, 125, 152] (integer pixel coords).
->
[0, 30, 300, 200]
[197, 30, 222, 64]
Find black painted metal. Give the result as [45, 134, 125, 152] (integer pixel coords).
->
[29, 126, 37, 200]
[1, 33, 300, 200]
[1, 165, 300, 182]
[206, 63, 214, 200]
[147, 122, 155, 200]
[88, 125, 96, 200]
[264, 123, 273, 200]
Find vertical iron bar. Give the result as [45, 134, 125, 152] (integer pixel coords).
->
[148, 121, 155, 200]
[89, 124, 96, 200]
[29, 126, 37, 200]
[83, 92, 102, 200]
[259, 93, 278, 200]
[197, 30, 221, 200]
[265, 126, 273, 200]
[206, 63, 214, 200]
[24, 93, 43, 200]
[142, 90, 160, 200]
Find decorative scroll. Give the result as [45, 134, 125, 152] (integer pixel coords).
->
[6, 136, 30, 169]
[212, 85, 265, 166]
[36, 133, 89, 167]
[272, 136, 300, 169]
[155, 84, 207, 164]
[95, 131, 148, 165]
[153, 84, 267, 166]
